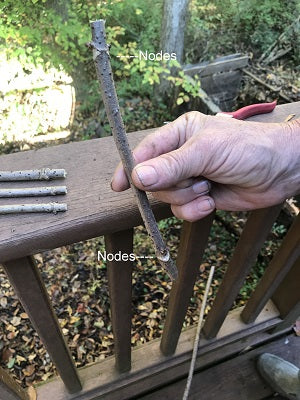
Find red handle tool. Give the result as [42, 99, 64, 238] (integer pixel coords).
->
[216, 100, 277, 120]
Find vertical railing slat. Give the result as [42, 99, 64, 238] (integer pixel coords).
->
[105, 229, 133, 372]
[160, 213, 215, 356]
[272, 254, 300, 333]
[273, 301, 300, 333]
[241, 214, 300, 323]
[0, 367, 31, 400]
[203, 204, 282, 339]
[2, 256, 82, 394]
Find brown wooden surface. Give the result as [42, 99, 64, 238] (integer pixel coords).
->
[246, 101, 299, 122]
[203, 205, 282, 339]
[200, 70, 244, 109]
[139, 334, 300, 400]
[272, 255, 300, 333]
[36, 302, 281, 400]
[0, 128, 171, 263]
[272, 255, 300, 317]
[242, 214, 300, 323]
[0, 366, 30, 400]
[0, 102, 299, 263]
[2, 256, 82, 394]
[273, 302, 300, 333]
[160, 214, 215, 356]
[183, 54, 248, 77]
[105, 229, 134, 373]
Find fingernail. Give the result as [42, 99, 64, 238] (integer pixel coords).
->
[110, 178, 114, 191]
[134, 165, 158, 187]
[198, 198, 214, 212]
[192, 180, 210, 194]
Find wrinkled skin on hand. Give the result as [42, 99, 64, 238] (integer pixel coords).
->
[112, 112, 300, 222]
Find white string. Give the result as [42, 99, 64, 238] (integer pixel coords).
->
[182, 265, 215, 400]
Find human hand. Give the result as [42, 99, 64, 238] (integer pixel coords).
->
[111, 112, 300, 221]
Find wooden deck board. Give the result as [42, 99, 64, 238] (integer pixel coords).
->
[0, 128, 172, 262]
[140, 334, 300, 400]
[0, 102, 299, 263]
[35, 302, 283, 400]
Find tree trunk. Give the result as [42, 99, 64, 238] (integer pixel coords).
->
[160, 0, 190, 63]
[159, 0, 190, 98]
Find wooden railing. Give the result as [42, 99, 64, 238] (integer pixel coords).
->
[0, 102, 299, 400]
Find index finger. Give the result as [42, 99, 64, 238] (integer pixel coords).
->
[111, 111, 203, 191]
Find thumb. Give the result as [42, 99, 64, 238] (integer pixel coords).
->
[132, 145, 196, 191]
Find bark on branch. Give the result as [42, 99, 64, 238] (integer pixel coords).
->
[90, 19, 178, 281]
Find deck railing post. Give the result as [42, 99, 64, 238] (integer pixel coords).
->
[241, 214, 300, 324]
[105, 228, 134, 373]
[203, 204, 282, 339]
[0, 367, 32, 400]
[2, 256, 82, 394]
[271, 255, 300, 333]
[160, 213, 215, 356]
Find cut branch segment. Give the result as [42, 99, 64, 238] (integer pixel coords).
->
[0, 203, 67, 214]
[90, 19, 178, 281]
[0, 186, 67, 198]
[0, 169, 67, 181]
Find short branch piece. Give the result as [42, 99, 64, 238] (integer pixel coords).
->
[0, 186, 67, 198]
[0, 203, 67, 214]
[90, 19, 178, 281]
[0, 169, 67, 181]
[242, 69, 292, 103]
[182, 266, 215, 400]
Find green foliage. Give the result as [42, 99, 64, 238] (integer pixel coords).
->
[1, 0, 203, 110]
[232, 0, 299, 52]
[167, 70, 201, 105]
[2, 0, 298, 70]
[271, 222, 287, 238]
[185, 0, 300, 62]
[1, 0, 298, 118]
[1, 0, 118, 71]
[1, 0, 173, 111]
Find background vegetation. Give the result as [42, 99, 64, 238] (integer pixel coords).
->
[1, 0, 299, 121]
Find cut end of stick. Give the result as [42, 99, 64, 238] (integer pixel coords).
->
[159, 257, 178, 282]
[157, 249, 178, 281]
[90, 18, 105, 26]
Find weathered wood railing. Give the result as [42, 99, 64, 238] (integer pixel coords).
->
[0, 102, 299, 399]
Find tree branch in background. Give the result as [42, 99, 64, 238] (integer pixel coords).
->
[89, 19, 178, 281]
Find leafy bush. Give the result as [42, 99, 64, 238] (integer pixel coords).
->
[1, 0, 298, 120]
[185, 0, 300, 62]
